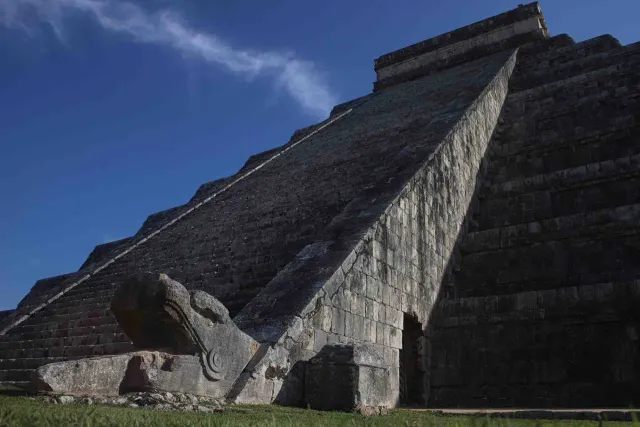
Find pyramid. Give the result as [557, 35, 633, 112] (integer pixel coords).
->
[2, 2, 639, 408]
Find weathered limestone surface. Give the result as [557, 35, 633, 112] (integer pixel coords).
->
[32, 351, 224, 397]
[305, 344, 389, 412]
[230, 50, 515, 404]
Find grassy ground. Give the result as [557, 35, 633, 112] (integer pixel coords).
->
[0, 393, 637, 427]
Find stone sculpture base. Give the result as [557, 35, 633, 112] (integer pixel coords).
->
[32, 351, 229, 398]
[304, 344, 391, 414]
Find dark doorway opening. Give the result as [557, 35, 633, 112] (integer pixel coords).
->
[399, 314, 425, 406]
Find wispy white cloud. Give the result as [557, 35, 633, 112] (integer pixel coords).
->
[0, 0, 337, 118]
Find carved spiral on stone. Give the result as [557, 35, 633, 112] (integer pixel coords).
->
[202, 350, 227, 381]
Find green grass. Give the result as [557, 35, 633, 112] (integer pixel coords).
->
[0, 393, 637, 427]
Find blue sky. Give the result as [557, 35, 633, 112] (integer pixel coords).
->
[0, 0, 638, 311]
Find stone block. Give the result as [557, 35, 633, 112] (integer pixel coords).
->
[383, 324, 391, 347]
[368, 318, 377, 343]
[389, 307, 403, 329]
[363, 318, 374, 343]
[32, 351, 230, 398]
[327, 333, 341, 345]
[304, 344, 391, 412]
[344, 312, 355, 338]
[353, 315, 366, 341]
[376, 322, 385, 345]
[381, 283, 391, 306]
[314, 330, 328, 353]
[346, 269, 366, 295]
[389, 287, 401, 308]
[365, 298, 375, 320]
[378, 304, 387, 324]
[316, 304, 332, 332]
[383, 346, 400, 367]
[332, 288, 351, 311]
[389, 327, 402, 349]
[351, 292, 366, 317]
[366, 276, 379, 300]
[330, 308, 346, 335]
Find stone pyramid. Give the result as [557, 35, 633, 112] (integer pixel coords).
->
[2, 2, 639, 408]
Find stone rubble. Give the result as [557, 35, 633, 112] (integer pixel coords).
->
[40, 392, 225, 413]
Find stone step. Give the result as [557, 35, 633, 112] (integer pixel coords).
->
[17, 308, 113, 328]
[0, 315, 116, 339]
[511, 37, 631, 93]
[435, 279, 640, 328]
[490, 108, 637, 162]
[79, 237, 134, 271]
[0, 369, 32, 382]
[493, 94, 640, 172]
[456, 232, 640, 297]
[0, 331, 128, 354]
[35, 300, 110, 318]
[483, 152, 640, 202]
[429, 289, 640, 408]
[135, 204, 188, 238]
[0, 310, 13, 322]
[0, 357, 66, 371]
[464, 203, 640, 254]
[515, 35, 619, 70]
[5, 276, 120, 332]
[0, 323, 122, 344]
[505, 52, 640, 110]
[0, 342, 133, 361]
[501, 75, 640, 130]
[16, 273, 77, 309]
[60, 286, 114, 302]
[0, 380, 29, 388]
[486, 122, 640, 183]
[476, 159, 640, 230]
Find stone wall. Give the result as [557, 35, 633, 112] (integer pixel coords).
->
[428, 35, 640, 408]
[231, 51, 516, 405]
[302, 51, 514, 406]
[373, 2, 546, 91]
[374, 2, 545, 71]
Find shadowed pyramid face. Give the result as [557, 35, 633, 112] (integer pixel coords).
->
[111, 273, 259, 382]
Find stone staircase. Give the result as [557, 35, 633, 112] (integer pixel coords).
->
[0, 49, 513, 389]
[430, 36, 640, 407]
[0, 127, 317, 388]
[0, 280, 132, 386]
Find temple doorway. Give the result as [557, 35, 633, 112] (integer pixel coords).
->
[399, 314, 425, 405]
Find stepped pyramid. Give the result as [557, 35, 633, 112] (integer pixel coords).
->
[2, 2, 640, 408]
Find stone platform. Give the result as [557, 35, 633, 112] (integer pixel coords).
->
[414, 408, 640, 422]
